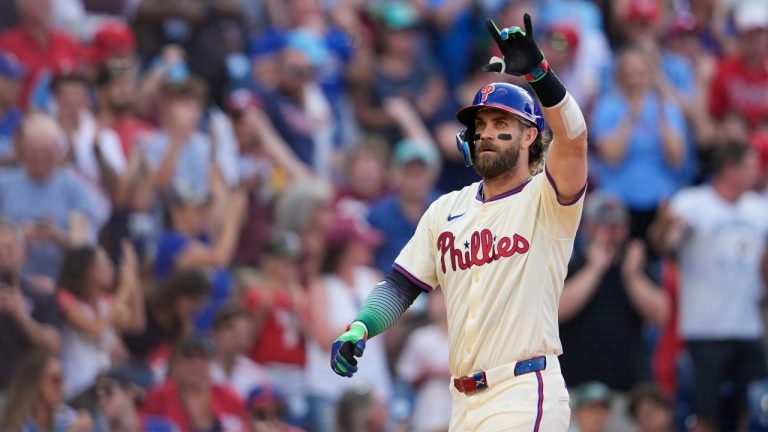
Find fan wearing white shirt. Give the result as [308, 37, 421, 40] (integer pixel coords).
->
[210, 305, 270, 400]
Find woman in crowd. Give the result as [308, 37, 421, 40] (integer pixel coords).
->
[154, 183, 247, 332]
[591, 47, 688, 239]
[0, 350, 94, 432]
[57, 242, 144, 400]
[93, 366, 178, 432]
[121, 267, 212, 381]
[305, 216, 393, 432]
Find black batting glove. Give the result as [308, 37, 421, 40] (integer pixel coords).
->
[483, 13, 547, 81]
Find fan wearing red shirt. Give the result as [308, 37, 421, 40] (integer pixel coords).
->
[241, 230, 309, 425]
[709, 2, 768, 129]
[0, 0, 83, 108]
[141, 335, 251, 432]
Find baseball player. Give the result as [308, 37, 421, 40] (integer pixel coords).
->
[330, 13, 588, 431]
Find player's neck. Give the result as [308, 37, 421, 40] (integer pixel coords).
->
[482, 169, 531, 201]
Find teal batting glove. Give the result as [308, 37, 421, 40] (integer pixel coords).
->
[330, 321, 368, 378]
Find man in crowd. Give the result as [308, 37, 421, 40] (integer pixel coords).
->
[0, 218, 61, 412]
[652, 142, 768, 432]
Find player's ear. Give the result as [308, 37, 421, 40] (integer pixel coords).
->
[520, 127, 538, 149]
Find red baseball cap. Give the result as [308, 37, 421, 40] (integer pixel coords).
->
[88, 20, 135, 64]
[627, 0, 661, 22]
[545, 22, 580, 52]
[324, 216, 383, 248]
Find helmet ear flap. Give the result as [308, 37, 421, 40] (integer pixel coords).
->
[456, 128, 475, 167]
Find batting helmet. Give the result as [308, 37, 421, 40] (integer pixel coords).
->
[454, 83, 544, 167]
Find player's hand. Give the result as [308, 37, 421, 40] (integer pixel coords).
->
[330, 321, 367, 378]
[483, 14, 544, 77]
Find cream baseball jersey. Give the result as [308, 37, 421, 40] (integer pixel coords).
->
[393, 168, 585, 378]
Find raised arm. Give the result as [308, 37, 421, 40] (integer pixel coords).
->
[484, 14, 587, 201]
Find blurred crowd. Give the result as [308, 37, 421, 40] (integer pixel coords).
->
[0, 0, 766, 431]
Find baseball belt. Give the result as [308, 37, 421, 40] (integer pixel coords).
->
[453, 354, 559, 395]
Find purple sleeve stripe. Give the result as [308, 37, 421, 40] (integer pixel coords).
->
[392, 263, 434, 292]
[545, 167, 587, 206]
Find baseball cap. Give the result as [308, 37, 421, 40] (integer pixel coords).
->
[225, 88, 261, 116]
[584, 192, 629, 225]
[627, 0, 661, 22]
[246, 384, 285, 410]
[544, 22, 580, 52]
[324, 216, 383, 249]
[264, 230, 302, 260]
[572, 381, 612, 409]
[174, 334, 216, 359]
[0, 51, 26, 79]
[665, 13, 698, 38]
[393, 139, 439, 169]
[166, 183, 212, 208]
[374, 1, 419, 30]
[101, 363, 154, 391]
[88, 20, 135, 64]
[733, 1, 768, 33]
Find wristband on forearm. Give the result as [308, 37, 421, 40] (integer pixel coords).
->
[527, 63, 567, 108]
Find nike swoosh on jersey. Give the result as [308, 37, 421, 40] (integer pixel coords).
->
[447, 213, 465, 222]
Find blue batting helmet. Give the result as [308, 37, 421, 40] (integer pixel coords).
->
[457, 82, 544, 130]
[454, 83, 544, 167]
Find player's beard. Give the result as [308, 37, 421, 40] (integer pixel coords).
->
[473, 138, 521, 180]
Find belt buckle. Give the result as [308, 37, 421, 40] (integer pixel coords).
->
[454, 371, 488, 394]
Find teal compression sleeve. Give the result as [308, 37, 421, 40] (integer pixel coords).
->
[354, 270, 424, 338]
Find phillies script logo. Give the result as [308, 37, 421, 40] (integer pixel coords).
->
[480, 84, 494, 102]
[437, 229, 529, 273]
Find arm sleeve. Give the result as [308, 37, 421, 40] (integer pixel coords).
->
[354, 270, 423, 338]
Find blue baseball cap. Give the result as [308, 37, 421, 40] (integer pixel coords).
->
[0, 51, 25, 79]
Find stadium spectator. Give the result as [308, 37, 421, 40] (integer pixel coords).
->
[353, 1, 447, 143]
[591, 46, 687, 239]
[334, 137, 391, 221]
[571, 381, 612, 432]
[57, 242, 144, 400]
[226, 88, 310, 268]
[0, 0, 83, 108]
[240, 230, 309, 426]
[259, 46, 332, 172]
[0, 218, 61, 410]
[273, 177, 334, 286]
[708, 1, 768, 131]
[0, 350, 94, 432]
[95, 60, 153, 160]
[121, 268, 212, 380]
[141, 76, 212, 195]
[93, 365, 179, 432]
[0, 51, 24, 165]
[627, 383, 674, 432]
[368, 138, 441, 274]
[651, 142, 768, 432]
[395, 290, 450, 432]
[51, 72, 125, 232]
[140, 335, 249, 432]
[210, 305, 270, 400]
[335, 383, 388, 432]
[154, 183, 246, 332]
[560, 192, 669, 430]
[132, 0, 246, 105]
[0, 112, 94, 282]
[246, 385, 301, 432]
[305, 216, 392, 432]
